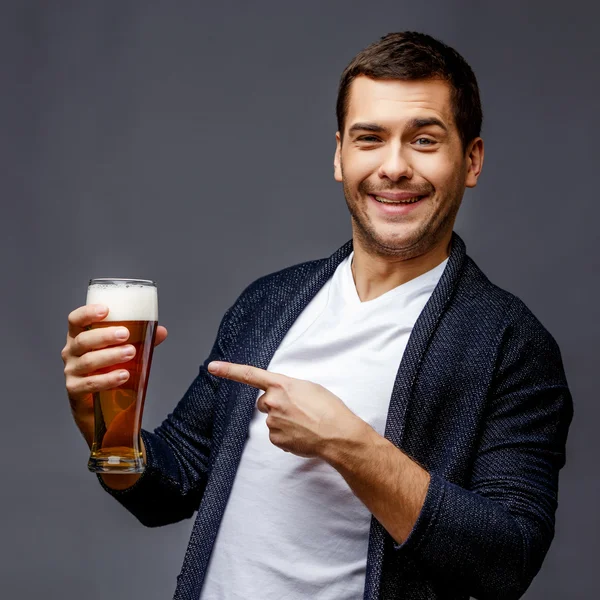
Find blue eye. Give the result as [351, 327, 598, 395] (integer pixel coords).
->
[415, 138, 434, 145]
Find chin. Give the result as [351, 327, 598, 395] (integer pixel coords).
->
[360, 231, 425, 258]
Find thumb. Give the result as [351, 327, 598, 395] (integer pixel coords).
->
[154, 325, 168, 347]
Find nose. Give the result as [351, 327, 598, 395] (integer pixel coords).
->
[377, 145, 413, 181]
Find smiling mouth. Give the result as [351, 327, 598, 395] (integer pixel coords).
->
[371, 194, 427, 204]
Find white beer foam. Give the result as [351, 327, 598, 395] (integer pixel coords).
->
[87, 282, 158, 322]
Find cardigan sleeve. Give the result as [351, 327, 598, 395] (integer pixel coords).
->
[394, 299, 573, 599]
[96, 294, 243, 527]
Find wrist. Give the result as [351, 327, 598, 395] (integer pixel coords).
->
[320, 414, 378, 468]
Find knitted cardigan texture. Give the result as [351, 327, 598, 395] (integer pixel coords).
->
[100, 233, 573, 600]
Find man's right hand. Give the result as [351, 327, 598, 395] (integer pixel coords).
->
[61, 304, 167, 489]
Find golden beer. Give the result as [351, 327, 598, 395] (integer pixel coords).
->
[86, 279, 158, 473]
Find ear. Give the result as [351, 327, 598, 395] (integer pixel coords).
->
[465, 137, 484, 188]
[334, 132, 343, 182]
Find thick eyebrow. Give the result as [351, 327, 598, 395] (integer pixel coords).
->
[405, 117, 449, 133]
[348, 117, 449, 136]
[348, 122, 390, 136]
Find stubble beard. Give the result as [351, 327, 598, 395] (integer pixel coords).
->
[341, 171, 464, 261]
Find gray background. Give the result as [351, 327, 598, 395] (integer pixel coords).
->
[1, 1, 597, 598]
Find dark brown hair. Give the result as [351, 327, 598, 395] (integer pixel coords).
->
[336, 32, 483, 153]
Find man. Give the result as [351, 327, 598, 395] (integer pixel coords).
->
[62, 32, 573, 599]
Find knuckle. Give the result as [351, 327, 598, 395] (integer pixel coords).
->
[66, 376, 82, 396]
[60, 346, 70, 363]
[281, 378, 294, 394]
[70, 335, 83, 356]
[68, 306, 86, 326]
[242, 366, 254, 384]
[78, 354, 95, 374]
[84, 377, 100, 393]
[67, 309, 77, 326]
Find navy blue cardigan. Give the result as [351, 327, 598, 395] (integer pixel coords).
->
[100, 233, 573, 600]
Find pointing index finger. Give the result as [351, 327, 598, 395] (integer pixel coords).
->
[207, 361, 280, 391]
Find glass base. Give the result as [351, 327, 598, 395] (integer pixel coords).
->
[88, 455, 145, 474]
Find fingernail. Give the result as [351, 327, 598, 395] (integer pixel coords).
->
[115, 328, 129, 341]
[96, 306, 107, 317]
[208, 361, 222, 373]
[118, 370, 129, 381]
[122, 346, 135, 359]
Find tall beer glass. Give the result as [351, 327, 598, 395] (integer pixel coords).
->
[86, 279, 158, 473]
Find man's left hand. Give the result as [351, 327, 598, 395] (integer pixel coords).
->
[207, 361, 362, 458]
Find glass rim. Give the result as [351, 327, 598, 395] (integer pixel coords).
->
[88, 278, 156, 287]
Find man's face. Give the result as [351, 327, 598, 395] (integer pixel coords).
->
[334, 76, 482, 260]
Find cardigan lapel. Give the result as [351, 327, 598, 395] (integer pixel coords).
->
[228, 239, 355, 430]
[240, 242, 353, 368]
[363, 232, 467, 600]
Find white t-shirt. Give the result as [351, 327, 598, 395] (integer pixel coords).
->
[200, 252, 448, 599]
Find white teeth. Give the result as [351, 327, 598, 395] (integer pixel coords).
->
[374, 195, 423, 204]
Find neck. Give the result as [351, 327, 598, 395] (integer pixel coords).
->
[350, 235, 451, 303]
